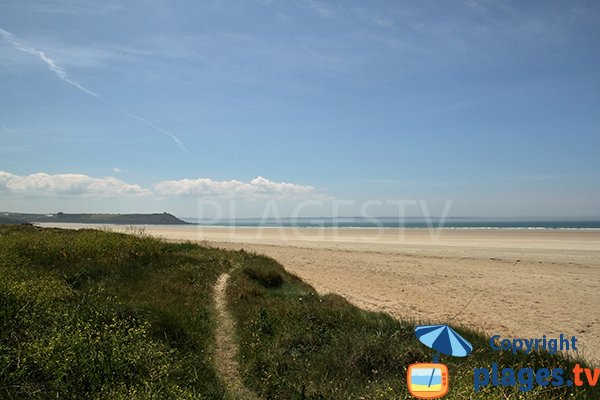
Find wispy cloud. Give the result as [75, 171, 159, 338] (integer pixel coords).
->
[154, 176, 330, 200]
[113, 104, 188, 152]
[0, 28, 98, 96]
[0, 27, 187, 152]
[0, 171, 150, 197]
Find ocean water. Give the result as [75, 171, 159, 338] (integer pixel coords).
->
[182, 217, 600, 229]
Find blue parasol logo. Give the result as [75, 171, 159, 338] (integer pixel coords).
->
[407, 325, 473, 398]
[415, 324, 473, 361]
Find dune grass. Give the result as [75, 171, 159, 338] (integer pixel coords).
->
[227, 251, 598, 399]
[0, 225, 237, 399]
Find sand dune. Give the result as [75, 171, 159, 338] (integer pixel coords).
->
[39, 224, 600, 362]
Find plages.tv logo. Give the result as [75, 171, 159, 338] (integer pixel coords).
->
[408, 324, 473, 399]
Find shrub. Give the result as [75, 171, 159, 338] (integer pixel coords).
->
[242, 260, 284, 289]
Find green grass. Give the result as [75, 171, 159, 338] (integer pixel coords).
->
[227, 252, 599, 399]
[0, 225, 238, 399]
[1, 225, 598, 399]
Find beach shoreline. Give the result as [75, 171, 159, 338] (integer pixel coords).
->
[38, 223, 600, 362]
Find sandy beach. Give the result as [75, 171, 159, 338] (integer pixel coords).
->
[40, 223, 600, 362]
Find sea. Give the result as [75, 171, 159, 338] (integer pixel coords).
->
[181, 217, 600, 229]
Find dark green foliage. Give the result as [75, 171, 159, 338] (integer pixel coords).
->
[242, 256, 284, 288]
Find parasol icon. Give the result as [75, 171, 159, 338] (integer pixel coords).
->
[415, 324, 473, 359]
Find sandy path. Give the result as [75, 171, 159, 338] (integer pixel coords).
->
[39, 224, 600, 362]
[213, 273, 260, 400]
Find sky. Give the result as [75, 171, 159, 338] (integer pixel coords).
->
[1, 0, 599, 219]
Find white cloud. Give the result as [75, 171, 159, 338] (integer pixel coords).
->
[154, 176, 329, 200]
[0, 171, 150, 197]
[0, 171, 329, 200]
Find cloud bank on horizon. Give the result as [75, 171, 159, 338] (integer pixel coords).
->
[0, 171, 326, 201]
[0, 171, 149, 197]
[154, 176, 331, 200]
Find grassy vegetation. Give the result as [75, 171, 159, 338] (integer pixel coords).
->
[1, 225, 598, 399]
[0, 225, 236, 399]
[227, 252, 599, 399]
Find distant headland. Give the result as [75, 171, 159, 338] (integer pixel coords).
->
[0, 212, 189, 225]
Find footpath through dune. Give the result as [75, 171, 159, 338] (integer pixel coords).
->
[213, 273, 260, 400]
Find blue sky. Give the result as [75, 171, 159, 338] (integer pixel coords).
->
[1, 0, 599, 218]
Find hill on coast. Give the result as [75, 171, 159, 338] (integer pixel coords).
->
[0, 211, 189, 225]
